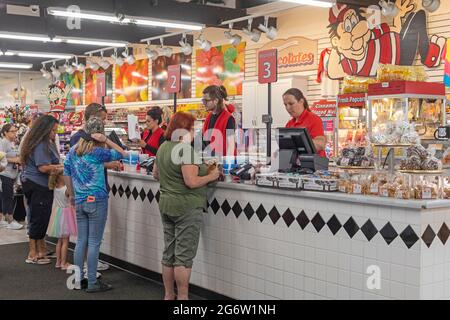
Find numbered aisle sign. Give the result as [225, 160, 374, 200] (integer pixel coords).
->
[167, 64, 181, 93]
[258, 49, 278, 84]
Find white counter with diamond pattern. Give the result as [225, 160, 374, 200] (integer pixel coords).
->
[102, 171, 450, 300]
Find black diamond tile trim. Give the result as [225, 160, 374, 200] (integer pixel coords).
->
[131, 187, 139, 200]
[111, 184, 117, 197]
[206, 201, 210, 208]
[232, 201, 242, 218]
[399, 226, 419, 249]
[379, 222, 398, 245]
[438, 223, 450, 245]
[139, 188, 146, 201]
[343, 217, 359, 238]
[125, 186, 131, 199]
[361, 219, 378, 241]
[268, 206, 281, 225]
[210, 199, 220, 214]
[282, 209, 295, 227]
[155, 191, 160, 203]
[422, 225, 436, 248]
[107, 183, 111, 193]
[244, 203, 254, 220]
[327, 215, 342, 235]
[221, 200, 231, 216]
[147, 189, 154, 203]
[118, 185, 124, 197]
[256, 205, 267, 222]
[311, 212, 325, 232]
[296, 210, 310, 230]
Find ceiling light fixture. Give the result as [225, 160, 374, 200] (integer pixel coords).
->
[113, 49, 125, 66]
[51, 63, 61, 77]
[122, 47, 136, 64]
[196, 33, 211, 52]
[224, 23, 242, 46]
[87, 55, 100, 71]
[0, 32, 61, 42]
[242, 18, 261, 43]
[258, 16, 278, 40]
[64, 38, 127, 47]
[0, 62, 33, 69]
[40, 63, 52, 79]
[14, 51, 73, 59]
[145, 41, 159, 60]
[99, 51, 111, 70]
[158, 38, 173, 58]
[64, 60, 75, 74]
[179, 33, 192, 56]
[47, 7, 204, 31]
[278, 0, 333, 8]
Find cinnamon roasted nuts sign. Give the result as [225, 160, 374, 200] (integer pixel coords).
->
[257, 37, 318, 73]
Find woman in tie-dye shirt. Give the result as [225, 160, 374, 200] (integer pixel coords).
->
[64, 117, 127, 292]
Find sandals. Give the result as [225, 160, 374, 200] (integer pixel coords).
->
[61, 264, 73, 271]
[25, 257, 51, 265]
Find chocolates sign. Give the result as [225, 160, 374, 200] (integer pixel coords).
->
[311, 100, 336, 118]
[257, 37, 318, 73]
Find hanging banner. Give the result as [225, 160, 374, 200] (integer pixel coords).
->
[258, 49, 278, 84]
[311, 100, 337, 117]
[257, 36, 318, 74]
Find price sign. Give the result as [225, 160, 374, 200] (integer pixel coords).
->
[96, 72, 106, 98]
[258, 49, 277, 84]
[167, 64, 181, 93]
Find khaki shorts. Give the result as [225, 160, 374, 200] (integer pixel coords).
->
[160, 208, 203, 268]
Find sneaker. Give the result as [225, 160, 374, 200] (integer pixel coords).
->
[97, 261, 110, 271]
[0, 220, 8, 228]
[85, 280, 112, 293]
[6, 220, 23, 230]
[73, 279, 88, 290]
[83, 271, 102, 279]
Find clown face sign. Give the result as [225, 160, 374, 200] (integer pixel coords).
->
[42, 80, 73, 112]
[326, 0, 446, 79]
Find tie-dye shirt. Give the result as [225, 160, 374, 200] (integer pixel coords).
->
[64, 146, 122, 204]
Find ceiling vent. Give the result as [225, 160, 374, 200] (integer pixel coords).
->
[6, 4, 40, 17]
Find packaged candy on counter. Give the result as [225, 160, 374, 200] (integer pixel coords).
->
[342, 76, 377, 94]
[376, 64, 428, 82]
[300, 171, 339, 192]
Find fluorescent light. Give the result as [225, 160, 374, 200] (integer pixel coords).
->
[278, 0, 333, 8]
[3, 52, 14, 56]
[0, 32, 61, 42]
[16, 51, 73, 59]
[64, 38, 127, 47]
[47, 7, 203, 31]
[0, 62, 33, 69]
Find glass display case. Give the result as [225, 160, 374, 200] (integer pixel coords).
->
[368, 94, 446, 140]
[335, 94, 368, 156]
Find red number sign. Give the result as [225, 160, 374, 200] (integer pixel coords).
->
[258, 49, 277, 84]
[167, 65, 181, 93]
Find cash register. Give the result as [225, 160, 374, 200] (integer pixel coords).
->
[276, 127, 329, 173]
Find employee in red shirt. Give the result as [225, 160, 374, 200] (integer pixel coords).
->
[139, 107, 165, 157]
[202, 85, 236, 157]
[283, 88, 327, 158]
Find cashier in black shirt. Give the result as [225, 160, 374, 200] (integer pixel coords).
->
[202, 85, 236, 157]
[139, 107, 165, 157]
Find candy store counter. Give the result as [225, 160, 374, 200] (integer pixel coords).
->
[102, 170, 450, 299]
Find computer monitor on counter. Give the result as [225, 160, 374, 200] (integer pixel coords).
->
[276, 128, 329, 173]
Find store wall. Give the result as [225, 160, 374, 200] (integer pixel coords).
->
[0, 72, 50, 108]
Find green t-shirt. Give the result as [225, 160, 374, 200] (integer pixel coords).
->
[156, 141, 208, 216]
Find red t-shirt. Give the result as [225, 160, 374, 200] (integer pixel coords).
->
[285, 110, 326, 158]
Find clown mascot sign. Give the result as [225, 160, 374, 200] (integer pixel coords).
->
[326, 0, 446, 79]
[42, 80, 72, 113]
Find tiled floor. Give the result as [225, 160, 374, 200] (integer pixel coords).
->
[0, 225, 28, 245]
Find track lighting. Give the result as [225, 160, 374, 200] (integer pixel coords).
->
[41, 64, 51, 79]
[258, 16, 277, 40]
[242, 18, 261, 43]
[99, 51, 111, 70]
[196, 33, 211, 52]
[158, 38, 173, 58]
[51, 63, 61, 78]
[224, 23, 242, 46]
[122, 47, 135, 64]
[179, 33, 192, 56]
[113, 49, 125, 66]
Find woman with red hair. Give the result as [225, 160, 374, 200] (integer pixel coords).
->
[153, 112, 220, 300]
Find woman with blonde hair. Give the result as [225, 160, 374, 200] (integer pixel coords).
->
[64, 117, 127, 292]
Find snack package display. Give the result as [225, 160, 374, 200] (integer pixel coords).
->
[400, 145, 443, 171]
[412, 175, 442, 200]
[444, 177, 450, 199]
[371, 121, 420, 145]
[342, 76, 377, 94]
[377, 64, 428, 82]
[336, 145, 375, 167]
